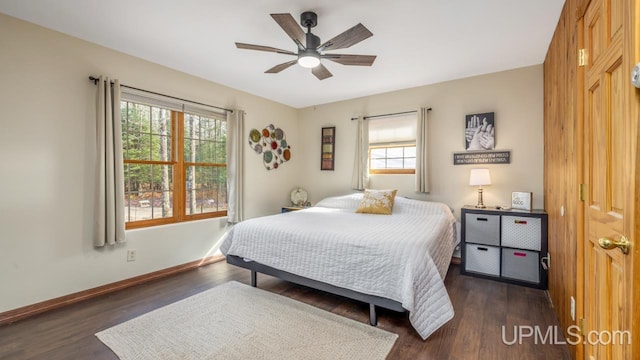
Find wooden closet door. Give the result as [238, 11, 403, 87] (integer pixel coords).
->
[582, 0, 637, 359]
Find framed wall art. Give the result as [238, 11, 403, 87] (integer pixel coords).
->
[248, 124, 291, 170]
[465, 112, 495, 151]
[320, 127, 335, 170]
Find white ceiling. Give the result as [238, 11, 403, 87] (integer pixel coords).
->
[0, 0, 565, 109]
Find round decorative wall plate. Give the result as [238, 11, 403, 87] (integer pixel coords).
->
[290, 188, 308, 206]
[248, 124, 291, 170]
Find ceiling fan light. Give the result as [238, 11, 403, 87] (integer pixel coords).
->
[298, 51, 320, 68]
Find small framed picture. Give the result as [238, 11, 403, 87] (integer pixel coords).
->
[320, 127, 335, 170]
[465, 112, 495, 151]
[512, 192, 532, 211]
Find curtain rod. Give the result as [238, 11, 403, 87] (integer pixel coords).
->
[350, 108, 431, 121]
[88, 76, 233, 113]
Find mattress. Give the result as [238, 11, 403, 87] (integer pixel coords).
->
[220, 193, 457, 339]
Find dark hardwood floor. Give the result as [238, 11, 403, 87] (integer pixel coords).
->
[0, 261, 570, 360]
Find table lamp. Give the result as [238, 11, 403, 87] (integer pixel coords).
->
[469, 168, 491, 208]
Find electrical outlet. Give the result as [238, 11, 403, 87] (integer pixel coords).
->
[127, 249, 137, 262]
[570, 296, 576, 321]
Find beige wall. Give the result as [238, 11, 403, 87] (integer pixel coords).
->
[0, 14, 299, 313]
[0, 12, 545, 314]
[296, 65, 544, 218]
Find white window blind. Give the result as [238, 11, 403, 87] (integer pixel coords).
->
[368, 113, 417, 145]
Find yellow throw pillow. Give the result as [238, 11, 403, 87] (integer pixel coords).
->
[355, 189, 398, 215]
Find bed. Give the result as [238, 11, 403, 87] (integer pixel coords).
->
[220, 193, 457, 340]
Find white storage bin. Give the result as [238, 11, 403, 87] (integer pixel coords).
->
[501, 249, 540, 283]
[465, 244, 500, 277]
[501, 216, 541, 251]
[465, 213, 500, 246]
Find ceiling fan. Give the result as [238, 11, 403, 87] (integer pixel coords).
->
[235, 12, 376, 80]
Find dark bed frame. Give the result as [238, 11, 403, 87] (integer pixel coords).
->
[226, 255, 406, 326]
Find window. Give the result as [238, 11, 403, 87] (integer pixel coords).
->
[183, 113, 227, 217]
[121, 92, 227, 229]
[370, 145, 416, 174]
[368, 113, 417, 174]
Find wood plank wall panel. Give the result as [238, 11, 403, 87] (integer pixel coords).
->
[629, 0, 639, 356]
[543, 0, 579, 358]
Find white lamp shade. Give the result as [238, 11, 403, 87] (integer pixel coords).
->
[469, 168, 491, 186]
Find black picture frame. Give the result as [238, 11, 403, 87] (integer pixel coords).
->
[464, 112, 495, 151]
[321, 127, 335, 170]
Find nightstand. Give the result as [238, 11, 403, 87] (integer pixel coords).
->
[281, 206, 304, 213]
[460, 205, 548, 289]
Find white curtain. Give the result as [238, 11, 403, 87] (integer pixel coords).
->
[95, 76, 125, 247]
[351, 116, 369, 190]
[415, 107, 430, 193]
[226, 110, 244, 223]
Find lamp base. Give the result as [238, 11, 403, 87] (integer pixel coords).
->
[475, 187, 486, 208]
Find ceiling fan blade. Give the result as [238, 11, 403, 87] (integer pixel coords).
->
[271, 13, 306, 49]
[312, 64, 333, 80]
[265, 60, 298, 74]
[235, 42, 296, 55]
[318, 23, 373, 51]
[323, 54, 376, 66]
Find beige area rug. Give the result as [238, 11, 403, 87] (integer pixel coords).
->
[96, 281, 398, 360]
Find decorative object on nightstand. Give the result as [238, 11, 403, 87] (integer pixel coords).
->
[460, 206, 548, 289]
[283, 188, 309, 213]
[469, 168, 491, 208]
[511, 191, 532, 211]
[290, 187, 308, 207]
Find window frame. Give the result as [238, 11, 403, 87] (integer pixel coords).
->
[180, 112, 228, 222]
[122, 103, 227, 230]
[366, 112, 418, 176]
[368, 144, 417, 175]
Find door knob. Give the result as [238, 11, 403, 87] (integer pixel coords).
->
[598, 236, 630, 255]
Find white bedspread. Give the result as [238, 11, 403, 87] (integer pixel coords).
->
[220, 193, 457, 340]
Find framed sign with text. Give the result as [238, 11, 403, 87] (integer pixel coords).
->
[511, 192, 533, 210]
[453, 151, 511, 165]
